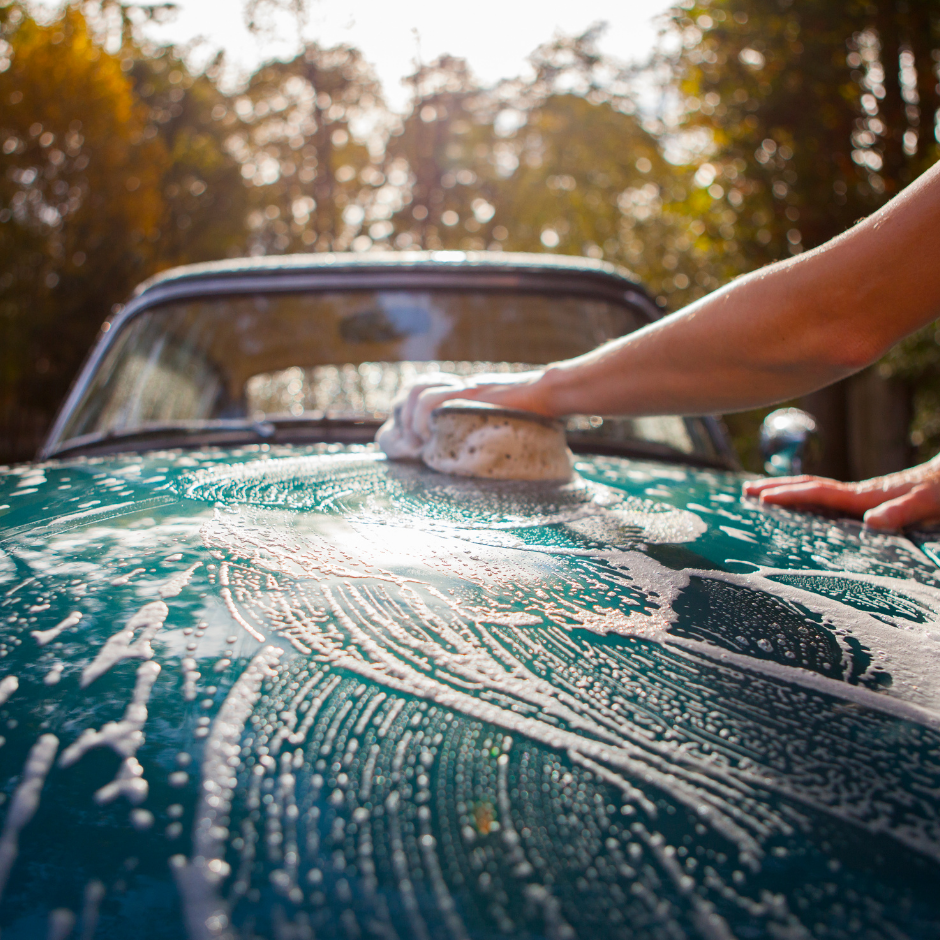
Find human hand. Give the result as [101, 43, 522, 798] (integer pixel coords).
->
[389, 370, 551, 447]
[743, 456, 940, 530]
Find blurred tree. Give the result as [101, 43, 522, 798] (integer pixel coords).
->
[670, 0, 940, 476]
[0, 2, 167, 456]
[243, 0, 306, 38]
[385, 55, 504, 251]
[124, 45, 251, 266]
[487, 28, 701, 302]
[383, 34, 697, 294]
[235, 43, 384, 252]
[492, 93, 666, 260]
[4, 0, 937, 479]
[674, 1, 876, 276]
[0, 1, 252, 461]
[77, 0, 253, 264]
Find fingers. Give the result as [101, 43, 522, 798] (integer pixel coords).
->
[742, 475, 818, 496]
[396, 374, 463, 443]
[412, 385, 476, 440]
[862, 481, 940, 530]
[404, 371, 548, 442]
[747, 478, 891, 515]
[742, 465, 940, 529]
[375, 411, 423, 459]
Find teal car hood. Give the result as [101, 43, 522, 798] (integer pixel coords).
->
[1, 444, 939, 939]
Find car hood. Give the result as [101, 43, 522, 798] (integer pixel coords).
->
[1, 444, 940, 939]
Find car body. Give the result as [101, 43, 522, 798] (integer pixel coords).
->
[1, 252, 939, 940]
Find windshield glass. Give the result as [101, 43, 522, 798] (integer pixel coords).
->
[57, 289, 718, 460]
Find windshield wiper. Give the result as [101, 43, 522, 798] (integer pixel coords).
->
[47, 416, 385, 458]
[48, 420, 275, 456]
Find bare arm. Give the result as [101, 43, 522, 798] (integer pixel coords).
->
[402, 160, 940, 440]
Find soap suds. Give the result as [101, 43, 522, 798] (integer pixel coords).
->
[32, 610, 82, 646]
[44, 661, 64, 685]
[81, 880, 105, 940]
[6, 449, 937, 936]
[719, 525, 757, 543]
[202, 516, 780, 864]
[46, 908, 76, 940]
[61, 661, 161, 766]
[94, 756, 148, 805]
[110, 568, 146, 586]
[687, 566, 940, 715]
[81, 601, 167, 687]
[198, 482, 940, 869]
[0, 734, 59, 901]
[160, 562, 202, 599]
[0, 675, 18, 706]
[174, 646, 283, 940]
[218, 563, 265, 642]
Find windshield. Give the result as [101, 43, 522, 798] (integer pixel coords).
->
[56, 289, 720, 460]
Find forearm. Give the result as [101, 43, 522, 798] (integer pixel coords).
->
[531, 160, 940, 419]
[534, 268, 858, 418]
[405, 162, 940, 436]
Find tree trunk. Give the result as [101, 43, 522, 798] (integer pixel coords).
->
[845, 367, 913, 479]
[800, 370, 912, 481]
[908, 1, 940, 165]
[876, 1, 908, 192]
[800, 382, 850, 480]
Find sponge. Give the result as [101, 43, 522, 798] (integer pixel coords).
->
[422, 401, 574, 482]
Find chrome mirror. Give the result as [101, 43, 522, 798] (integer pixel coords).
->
[760, 407, 819, 476]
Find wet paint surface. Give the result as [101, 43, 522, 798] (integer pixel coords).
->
[1, 444, 940, 939]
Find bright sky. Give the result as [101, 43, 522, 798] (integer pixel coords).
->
[131, 0, 677, 111]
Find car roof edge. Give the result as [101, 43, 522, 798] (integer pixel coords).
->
[132, 251, 646, 299]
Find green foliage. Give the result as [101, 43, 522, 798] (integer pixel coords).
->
[676, 1, 871, 255]
[2, 0, 939, 471]
[0, 3, 167, 423]
[124, 46, 252, 266]
[385, 56, 503, 251]
[884, 324, 940, 463]
[237, 43, 383, 252]
[495, 94, 663, 254]
[667, 0, 940, 468]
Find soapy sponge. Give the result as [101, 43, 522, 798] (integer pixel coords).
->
[378, 400, 574, 482]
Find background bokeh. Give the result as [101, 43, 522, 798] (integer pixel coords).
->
[1, 0, 939, 474]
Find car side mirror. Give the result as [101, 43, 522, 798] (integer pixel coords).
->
[760, 407, 819, 476]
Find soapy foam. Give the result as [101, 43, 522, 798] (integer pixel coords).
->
[43, 661, 64, 685]
[31, 610, 82, 646]
[5, 451, 940, 937]
[174, 646, 283, 940]
[110, 567, 146, 586]
[201, 515, 792, 865]
[80, 880, 106, 940]
[0, 674, 18, 706]
[94, 756, 148, 805]
[81, 601, 167, 687]
[160, 562, 202, 598]
[196, 476, 940, 870]
[0, 734, 58, 901]
[61, 661, 161, 765]
[687, 567, 940, 714]
[46, 908, 76, 940]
